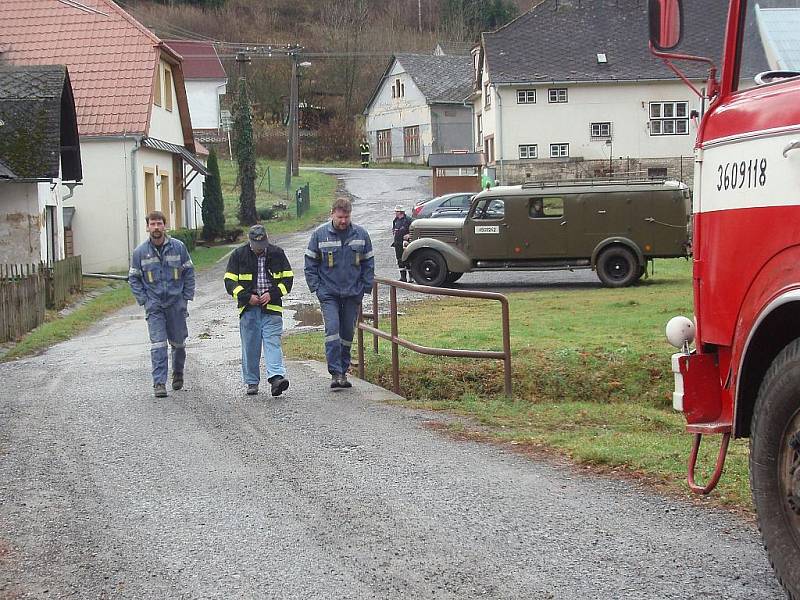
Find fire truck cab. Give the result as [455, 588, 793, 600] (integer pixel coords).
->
[650, 0, 800, 596]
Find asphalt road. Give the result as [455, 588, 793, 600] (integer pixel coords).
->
[0, 168, 786, 598]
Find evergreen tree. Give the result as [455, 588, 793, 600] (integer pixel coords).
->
[234, 78, 258, 226]
[201, 148, 225, 241]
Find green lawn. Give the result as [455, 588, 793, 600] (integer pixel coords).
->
[284, 259, 752, 509]
[218, 159, 337, 235]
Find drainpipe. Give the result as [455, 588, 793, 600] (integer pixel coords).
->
[494, 83, 504, 185]
[127, 135, 141, 261]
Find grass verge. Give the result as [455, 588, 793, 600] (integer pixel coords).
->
[1, 245, 234, 362]
[283, 259, 752, 510]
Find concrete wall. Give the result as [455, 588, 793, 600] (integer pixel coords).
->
[0, 183, 42, 264]
[185, 79, 226, 130]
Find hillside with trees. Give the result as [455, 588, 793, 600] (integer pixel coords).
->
[122, 0, 533, 159]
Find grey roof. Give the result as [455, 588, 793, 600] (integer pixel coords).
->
[483, 0, 733, 84]
[434, 41, 474, 56]
[428, 152, 483, 167]
[394, 54, 474, 103]
[0, 64, 81, 181]
[756, 6, 800, 71]
[0, 159, 17, 179]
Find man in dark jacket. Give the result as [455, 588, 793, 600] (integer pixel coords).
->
[359, 138, 370, 168]
[224, 224, 293, 397]
[391, 204, 413, 282]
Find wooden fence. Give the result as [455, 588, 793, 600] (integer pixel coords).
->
[0, 256, 83, 343]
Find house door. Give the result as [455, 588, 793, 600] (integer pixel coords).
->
[45, 205, 57, 263]
[511, 196, 568, 258]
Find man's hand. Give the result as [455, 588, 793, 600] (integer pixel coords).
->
[258, 292, 271, 305]
[248, 294, 261, 306]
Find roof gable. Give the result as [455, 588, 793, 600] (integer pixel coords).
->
[0, 64, 81, 181]
[0, 0, 163, 137]
[164, 40, 227, 80]
[482, 0, 729, 84]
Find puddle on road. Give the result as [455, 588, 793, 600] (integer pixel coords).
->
[284, 304, 323, 330]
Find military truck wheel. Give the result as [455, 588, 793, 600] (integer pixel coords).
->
[445, 272, 463, 284]
[597, 246, 638, 287]
[750, 338, 800, 600]
[410, 250, 448, 287]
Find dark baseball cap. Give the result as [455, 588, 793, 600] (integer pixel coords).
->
[248, 224, 269, 250]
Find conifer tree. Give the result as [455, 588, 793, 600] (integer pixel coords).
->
[234, 78, 257, 226]
[201, 148, 225, 240]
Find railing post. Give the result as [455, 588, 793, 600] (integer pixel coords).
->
[501, 298, 512, 398]
[357, 304, 365, 380]
[372, 281, 379, 354]
[389, 283, 400, 395]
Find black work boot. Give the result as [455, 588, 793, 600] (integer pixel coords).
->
[339, 374, 352, 388]
[269, 375, 290, 397]
[154, 383, 167, 398]
[172, 372, 183, 391]
[246, 384, 259, 395]
[400, 270, 407, 282]
[330, 374, 342, 389]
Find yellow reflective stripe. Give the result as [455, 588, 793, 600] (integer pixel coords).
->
[272, 270, 294, 278]
[239, 305, 246, 315]
[277, 283, 288, 296]
[232, 285, 244, 298]
[266, 304, 283, 312]
[224, 272, 239, 281]
[239, 273, 253, 281]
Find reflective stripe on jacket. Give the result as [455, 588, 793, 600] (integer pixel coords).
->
[224, 242, 293, 317]
[304, 221, 374, 297]
[129, 236, 195, 310]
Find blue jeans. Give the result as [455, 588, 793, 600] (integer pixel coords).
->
[318, 293, 361, 376]
[146, 301, 188, 385]
[239, 307, 286, 385]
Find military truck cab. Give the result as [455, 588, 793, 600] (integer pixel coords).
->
[403, 179, 690, 287]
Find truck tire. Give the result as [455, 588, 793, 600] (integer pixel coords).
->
[750, 338, 800, 600]
[445, 272, 463, 284]
[596, 246, 638, 287]
[410, 249, 448, 287]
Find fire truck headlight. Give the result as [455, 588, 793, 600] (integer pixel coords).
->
[666, 315, 696, 349]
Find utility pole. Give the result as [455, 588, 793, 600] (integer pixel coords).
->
[418, 0, 422, 33]
[291, 54, 300, 177]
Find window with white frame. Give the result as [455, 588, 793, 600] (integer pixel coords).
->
[476, 114, 483, 144]
[376, 129, 391, 159]
[548, 88, 568, 103]
[403, 126, 420, 157]
[484, 82, 491, 108]
[392, 78, 404, 99]
[649, 101, 689, 135]
[591, 122, 612, 138]
[550, 143, 569, 158]
[517, 89, 536, 104]
[519, 144, 538, 159]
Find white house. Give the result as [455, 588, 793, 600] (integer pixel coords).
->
[471, 0, 741, 185]
[364, 54, 474, 164]
[0, 65, 82, 265]
[0, 0, 207, 273]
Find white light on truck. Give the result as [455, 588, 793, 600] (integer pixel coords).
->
[666, 315, 695, 350]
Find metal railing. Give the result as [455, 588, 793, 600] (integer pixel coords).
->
[356, 277, 512, 397]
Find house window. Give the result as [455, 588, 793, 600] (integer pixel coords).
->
[649, 101, 689, 135]
[484, 82, 491, 108]
[164, 68, 173, 112]
[160, 173, 170, 222]
[403, 126, 420, 157]
[548, 88, 568, 103]
[484, 135, 495, 164]
[376, 129, 391, 159]
[591, 122, 612, 138]
[154, 66, 162, 107]
[517, 89, 536, 104]
[393, 78, 404, 99]
[550, 143, 569, 158]
[476, 114, 483, 145]
[519, 144, 538, 159]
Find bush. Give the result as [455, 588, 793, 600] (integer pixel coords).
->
[169, 228, 199, 251]
[223, 228, 243, 243]
[257, 207, 276, 221]
[202, 149, 226, 241]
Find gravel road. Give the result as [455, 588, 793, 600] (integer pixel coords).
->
[0, 168, 786, 599]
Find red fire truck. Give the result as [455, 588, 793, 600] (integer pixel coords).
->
[650, 0, 800, 595]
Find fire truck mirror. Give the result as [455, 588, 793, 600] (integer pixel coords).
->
[648, 0, 682, 51]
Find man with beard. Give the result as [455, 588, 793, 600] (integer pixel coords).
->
[129, 210, 195, 398]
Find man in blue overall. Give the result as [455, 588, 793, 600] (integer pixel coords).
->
[224, 224, 293, 397]
[129, 210, 195, 398]
[304, 197, 374, 389]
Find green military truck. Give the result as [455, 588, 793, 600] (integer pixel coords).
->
[402, 179, 691, 287]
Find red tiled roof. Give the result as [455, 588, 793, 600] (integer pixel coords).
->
[164, 40, 226, 80]
[0, 0, 160, 137]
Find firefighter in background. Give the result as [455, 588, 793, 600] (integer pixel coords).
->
[129, 210, 195, 398]
[391, 204, 413, 282]
[359, 137, 370, 168]
[304, 197, 375, 389]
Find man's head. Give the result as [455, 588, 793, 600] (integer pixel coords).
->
[533, 199, 543, 212]
[394, 204, 405, 218]
[248, 224, 269, 255]
[331, 197, 352, 231]
[146, 211, 166, 244]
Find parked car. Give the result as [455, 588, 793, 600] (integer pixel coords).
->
[411, 192, 474, 219]
[431, 198, 503, 219]
[402, 178, 691, 287]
